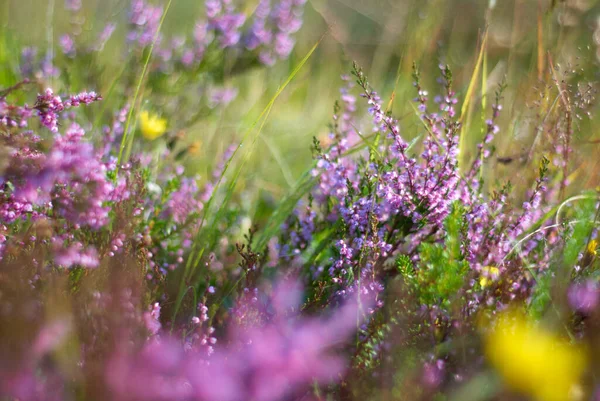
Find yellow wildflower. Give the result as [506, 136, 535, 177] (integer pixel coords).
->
[479, 266, 500, 288]
[139, 111, 167, 141]
[188, 140, 202, 155]
[587, 239, 598, 256]
[485, 311, 587, 401]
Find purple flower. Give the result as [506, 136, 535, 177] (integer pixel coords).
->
[208, 87, 238, 108]
[206, 0, 246, 48]
[161, 176, 203, 225]
[53, 240, 99, 269]
[64, 0, 81, 11]
[143, 302, 162, 335]
[105, 279, 368, 401]
[95, 23, 116, 51]
[569, 281, 599, 314]
[59, 34, 75, 57]
[35, 89, 101, 133]
[245, 0, 306, 65]
[128, 0, 164, 48]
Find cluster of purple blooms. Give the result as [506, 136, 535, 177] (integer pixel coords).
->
[0, 90, 117, 266]
[246, 0, 307, 65]
[125, 0, 306, 70]
[278, 64, 561, 328]
[35, 89, 102, 133]
[15, 0, 307, 123]
[105, 279, 366, 401]
[0, 80, 373, 400]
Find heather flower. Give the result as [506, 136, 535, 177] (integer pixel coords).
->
[94, 23, 116, 51]
[246, 0, 306, 65]
[128, 0, 163, 48]
[206, 0, 245, 48]
[568, 281, 599, 314]
[35, 89, 101, 133]
[208, 87, 238, 108]
[59, 34, 75, 57]
[283, 68, 464, 300]
[53, 240, 100, 269]
[106, 279, 367, 401]
[139, 111, 167, 141]
[143, 302, 162, 335]
[19, 47, 37, 77]
[161, 176, 203, 225]
[6, 122, 114, 229]
[485, 310, 588, 401]
[64, 0, 81, 11]
[0, 192, 35, 224]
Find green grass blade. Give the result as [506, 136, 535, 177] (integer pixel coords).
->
[116, 0, 174, 170]
[459, 29, 488, 168]
[92, 62, 129, 131]
[260, 133, 296, 188]
[253, 163, 317, 251]
[173, 35, 324, 321]
[191, 34, 325, 249]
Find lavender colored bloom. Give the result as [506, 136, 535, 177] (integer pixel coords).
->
[162, 176, 203, 225]
[59, 34, 75, 57]
[206, 0, 246, 48]
[19, 48, 59, 78]
[274, 33, 294, 58]
[277, 66, 547, 316]
[0, 193, 35, 224]
[95, 23, 116, 51]
[35, 88, 101, 133]
[64, 0, 81, 11]
[245, 0, 306, 64]
[128, 0, 164, 48]
[40, 55, 60, 78]
[53, 240, 99, 269]
[20, 47, 37, 77]
[569, 281, 599, 314]
[8, 122, 113, 230]
[143, 302, 162, 335]
[208, 87, 238, 108]
[0, 97, 33, 129]
[106, 279, 368, 401]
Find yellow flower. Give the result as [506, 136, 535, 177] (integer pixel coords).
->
[479, 266, 500, 288]
[587, 239, 598, 256]
[188, 140, 202, 155]
[139, 111, 167, 141]
[485, 311, 587, 401]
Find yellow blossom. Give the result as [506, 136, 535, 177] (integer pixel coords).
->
[479, 266, 500, 288]
[485, 311, 587, 401]
[139, 111, 167, 141]
[587, 239, 597, 256]
[188, 140, 202, 155]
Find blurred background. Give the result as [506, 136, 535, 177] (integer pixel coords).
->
[2, 0, 600, 213]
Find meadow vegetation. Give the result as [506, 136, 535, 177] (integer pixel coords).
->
[1, 0, 600, 400]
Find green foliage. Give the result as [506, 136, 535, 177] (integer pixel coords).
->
[421, 206, 468, 305]
[563, 194, 597, 269]
[529, 191, 598, 319]
[400, 202, 469, 308]
[528, 265, 553, 320]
